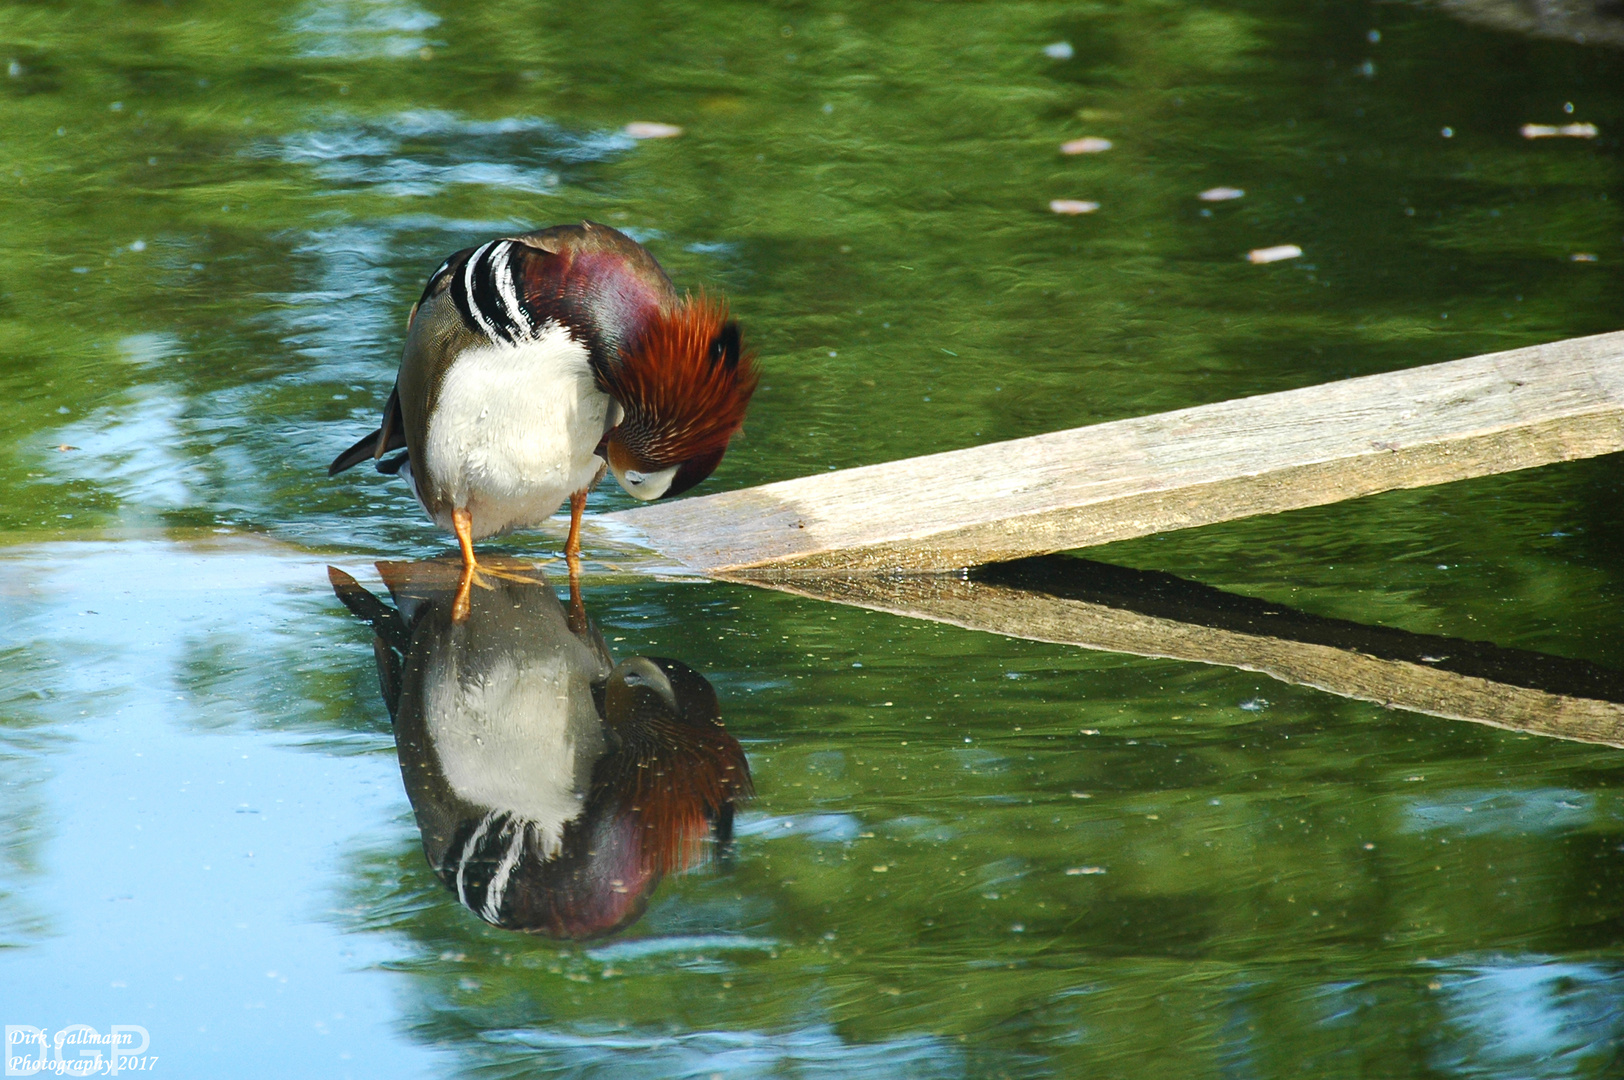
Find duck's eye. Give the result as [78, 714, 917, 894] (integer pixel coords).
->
[625, 470, 646, 485]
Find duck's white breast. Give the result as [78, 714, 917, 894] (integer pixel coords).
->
[422, 321, 609, 539]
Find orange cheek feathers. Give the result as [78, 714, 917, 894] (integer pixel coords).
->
[605, 431, 656, 475]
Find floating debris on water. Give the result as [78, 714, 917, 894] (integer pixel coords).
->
[1061, 136, 1112, 154]
[1248, 244, 1302, 264]
[1522, 123, 1598, 139]
[1066, 866, 1107, 875]
[1199, 186, 1245, 202]
[1240, 698, 1271, 712]
[1049, 199, 1100, 215]
[1570, 253, 1598, 262]
[1043, 41, 1074, 60]
[623, 121, 683, 139]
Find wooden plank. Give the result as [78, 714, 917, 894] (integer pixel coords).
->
[750, 557, 1624, 749]
[598, 331, 1624, 576]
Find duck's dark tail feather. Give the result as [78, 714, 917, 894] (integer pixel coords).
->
[328, 386, 406, 476]
[328, 430, 382, 476]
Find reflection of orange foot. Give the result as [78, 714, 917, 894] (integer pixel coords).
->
[566, 564, 586, 635]
[453, 563, 544, 621]
[453, 560, 476, 623]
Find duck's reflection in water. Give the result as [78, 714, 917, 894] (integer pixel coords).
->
[329, 558, 751, 939]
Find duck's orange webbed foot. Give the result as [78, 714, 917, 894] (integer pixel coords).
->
[451, 508, 550, 620]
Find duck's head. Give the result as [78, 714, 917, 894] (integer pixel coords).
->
[598, 297, 759, 501]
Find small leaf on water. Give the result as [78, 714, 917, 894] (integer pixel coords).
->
[624, 121, 683, 139]
[1248, 244, 1302, 264]
[1521, 122, 1597, 139]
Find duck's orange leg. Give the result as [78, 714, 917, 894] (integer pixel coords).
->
[565, 489, 588, 576]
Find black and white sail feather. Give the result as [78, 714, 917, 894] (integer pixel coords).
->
[431, 239, 539, 345]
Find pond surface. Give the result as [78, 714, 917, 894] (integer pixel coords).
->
[4, 0, 1624, 1076]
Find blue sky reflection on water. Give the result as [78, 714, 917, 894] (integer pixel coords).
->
[0, 541, 434, 1075]
[1433, 959, 1624, 1077]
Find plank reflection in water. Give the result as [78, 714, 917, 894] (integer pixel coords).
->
[746, 556, 1624, 749]
[328, 558, 752, 939]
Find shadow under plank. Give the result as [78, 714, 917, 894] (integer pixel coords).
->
[740, 555, 1624, 749]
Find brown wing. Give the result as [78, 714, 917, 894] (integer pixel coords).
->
[511, 221, 678, 384]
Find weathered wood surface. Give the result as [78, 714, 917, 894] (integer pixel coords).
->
[752, 558, 1624, 749]
[599, 330, 1624, 576]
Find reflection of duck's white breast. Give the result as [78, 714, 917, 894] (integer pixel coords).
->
[422, 642, 605, 860]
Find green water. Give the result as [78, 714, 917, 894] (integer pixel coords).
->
[4, 0, 1624, 1076]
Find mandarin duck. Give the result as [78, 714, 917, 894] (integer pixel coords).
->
[328, 221, 758, 614]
